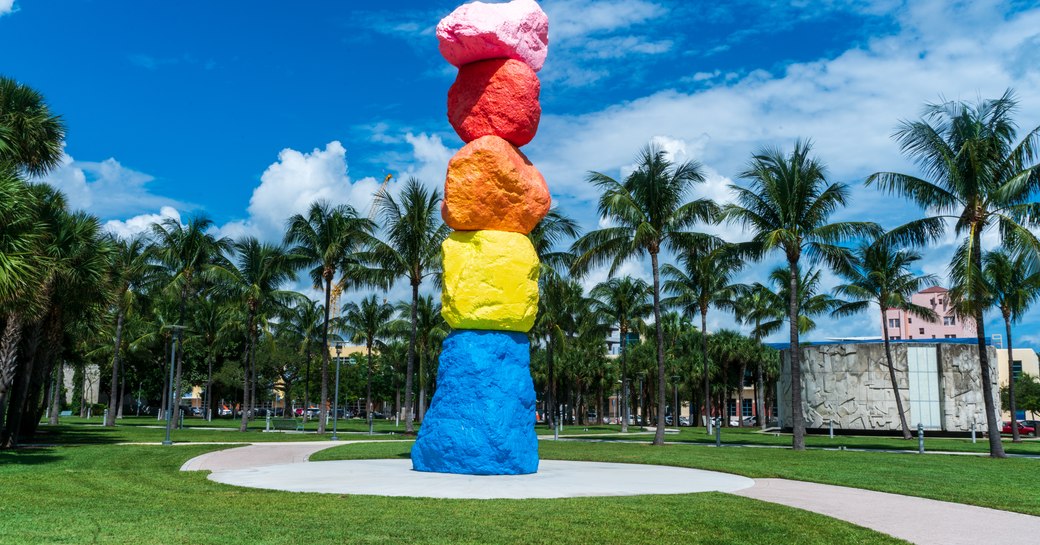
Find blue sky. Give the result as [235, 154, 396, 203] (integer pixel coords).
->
[3, 0, 1040, 348]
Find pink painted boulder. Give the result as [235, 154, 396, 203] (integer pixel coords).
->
[436, 0, 549, 72]
[448, 58, 540, 147]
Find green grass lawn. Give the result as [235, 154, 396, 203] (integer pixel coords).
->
[315, 440, 1040, 517]
[0, 441, 906, 545]
[4, 422, 1036, 544]
[28, 416, 413, 444]
[536, 424, 1040, 455]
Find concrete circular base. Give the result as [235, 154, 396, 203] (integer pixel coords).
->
[207, 459, 754, 499]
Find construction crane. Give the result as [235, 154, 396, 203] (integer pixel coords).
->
[368, 173, 393, 220]
[332, 174, 394, 320]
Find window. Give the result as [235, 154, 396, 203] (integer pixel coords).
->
[908, 317, 913, 323]
[742, 399, 753, 416]
[888, 318, 900, 328]
[945, 334, 956, 339]
[919, 328, 925, 335]
[726, 400, 737, 416]
[943, 316, 956, 326]
[890, 336, 901, 340]
[1013, 361, 1023, 380]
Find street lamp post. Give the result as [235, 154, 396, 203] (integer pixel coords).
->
[331, 343, 342, 441]
[162, 325, 186, 446]
[638, 373, 645, 427]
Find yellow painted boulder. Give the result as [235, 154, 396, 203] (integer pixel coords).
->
[441, 230, 539, 332]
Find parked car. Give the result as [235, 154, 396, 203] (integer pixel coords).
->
[679, 416, 690, 426]
[1021, 420, 1040, 436]
[730, 415, 756, 427]
[1002, 421, 1037, 435]
[217, 406, 232, 417]
[191, 407, 203, 417]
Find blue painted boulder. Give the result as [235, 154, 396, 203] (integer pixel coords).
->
[411, 330, 539, 475]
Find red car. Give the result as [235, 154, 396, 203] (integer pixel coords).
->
[1001, 421, 1036, 435]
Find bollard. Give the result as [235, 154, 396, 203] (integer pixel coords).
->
[179, 409, 184, 429]
[715, 418, 722, 447]
[265, 414, 271, 432]
[917, 422, 924, 454]
[971, 421, 976, 444]
[103, 409, 108, 424]
[553, 419, 559, 441]
[829, 420, 834, 439]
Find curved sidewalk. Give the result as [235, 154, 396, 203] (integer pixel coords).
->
[735, 478, 1040, 545]
[180, 440, 406, 472]
[181, 441, 1040, 545]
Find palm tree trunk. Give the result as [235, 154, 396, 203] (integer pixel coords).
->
[650, 251, 666, 446]
[737, 361, 747, 428]
[117, 373, 125, 419]
[881, 311, 911, 439]
[0, 314, 22, 432]
[701, 306, 710, 433]
[970, 232, 1005, 458]
[173, 287, 188, 430]
[404, 281, 419, 433]
[319, 276, 332, 434]
[1005, 314, 1020, 442]
[304, 346, 311, 419]
[105, 309, 125, 427]
[366, 341, 373, 431]
[788, 258, 805, 450]
[546, 337, 555, 428]
[206, 354, 213, 421]
[239, 311, 255, 432]
[755, 319, 766, 430]
[48, 364, 62, 425]
[620, 323, 628, 433]
[418, 351, 426, 423]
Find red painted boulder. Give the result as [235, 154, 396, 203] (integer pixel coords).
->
[448, 58, 540, 147]
[437, 0, 549, 72]
[442, 135, 550, 234]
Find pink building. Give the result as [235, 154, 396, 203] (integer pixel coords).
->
[884, 286, 976, 340]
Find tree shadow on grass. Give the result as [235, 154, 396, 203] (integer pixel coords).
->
[24, 425, 124, 446]
[0, 447, 64, 465]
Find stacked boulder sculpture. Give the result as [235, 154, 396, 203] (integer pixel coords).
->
[411, 0, 549, 476]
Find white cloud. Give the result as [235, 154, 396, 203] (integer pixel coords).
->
[35, 153, 188, 219]
[0, 1, 15, 17]
[214, 134, 453, 244]
[103, 206, 181, 239]
[213, 141, 381, 241]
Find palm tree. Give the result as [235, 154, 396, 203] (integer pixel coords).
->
[571, 144, 719, 445]
[370, 178, 450, 433]
[734, 283, 783, 429]
[394, 294, 448, 422]
[867, 90, 1040, 457]
[662, 242, 744, 431]
[723, 140, 878, 449]
[0, 173, 46, 426]
[150, 216, 230, 426]
[832, 238, 938, 439]
[532, 275, 586, 428]
[979, 248, 1040, 442]
[103, 235, 157, 426]
[765, 266, 844, 334]
[284, 200, 376, 433]
[212, 238, 301, 431]
[282, 299, 324, 415]
[590, 276, 651, 432]
[528, 207, 582, 278]
[342, 295, 394, 429]
[0, 76, 66, 175]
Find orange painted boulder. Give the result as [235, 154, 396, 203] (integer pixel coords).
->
[448, 58, 540, 147]
[442, 135, 550, 234]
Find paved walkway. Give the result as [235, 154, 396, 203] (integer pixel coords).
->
[179, 440, 406, 472]
[180, 440, 1040, 544]
[735, 478, 1040, 545]
[206, 459, 755, 499]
